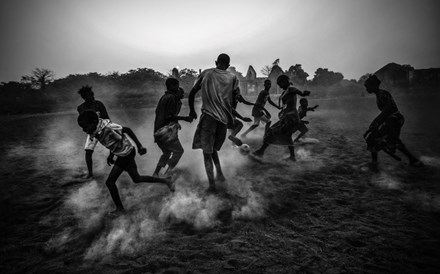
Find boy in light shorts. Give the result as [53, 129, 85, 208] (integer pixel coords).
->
[78, 110, 174, 215]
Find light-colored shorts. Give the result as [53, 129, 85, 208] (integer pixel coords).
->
[84, 134, 98, 151]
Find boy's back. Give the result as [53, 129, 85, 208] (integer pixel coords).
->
[197, 68, 238, 125]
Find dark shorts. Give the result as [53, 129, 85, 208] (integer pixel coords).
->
[193, 114, 228, 154]
[252, 106, 265, 118]
[114, 149, 137, 171]
[157, 138, 184, 168]
[157, 138, 184, 154]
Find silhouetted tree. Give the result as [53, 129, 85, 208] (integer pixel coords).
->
[312, 68, 344, 86]
[176, 68, 198, 96]
[177, 68, 198, 78]
[21, 68, 54, 90]
[261, 65, 272, 76]
[287, 64, 309, 86]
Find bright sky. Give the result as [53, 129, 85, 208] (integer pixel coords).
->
[1, 0, 439, 82]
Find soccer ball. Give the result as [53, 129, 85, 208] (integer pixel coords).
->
[239, 144, 250, 155]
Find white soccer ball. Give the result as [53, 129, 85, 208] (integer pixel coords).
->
[239, 144, 250, 155]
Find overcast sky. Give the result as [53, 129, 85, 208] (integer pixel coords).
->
[1, 0, 439, 82]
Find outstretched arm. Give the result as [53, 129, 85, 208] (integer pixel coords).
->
[268, 96, 281, 109]
[122, 127, 147, 155]
[188, 77, 203, 120]
[85, 150, 93, 177]
[188, 88, 199, 120]
[237, 94, 254, 106]
[298, 90, 311, 97]
[308, 105, 319, 111]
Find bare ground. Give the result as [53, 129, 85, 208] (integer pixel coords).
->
[1, 95, 440, 273]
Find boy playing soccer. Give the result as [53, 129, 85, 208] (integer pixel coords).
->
[363, 75, 422, 167]
[241, 79, 280, 138]
[293, 98, 319, 143]
[153, 78, 193, 177]
[188, 53, 238, 193]
[77, 111, 174, 215]
[254, 75, 311, 161]
[227, 87, 253, 146]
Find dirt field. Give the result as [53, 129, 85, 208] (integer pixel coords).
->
[1, 93, 440, 273]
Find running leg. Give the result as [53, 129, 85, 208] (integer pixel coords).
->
[203, 152, 217, 192]
[105, 165, 125, 211]
[212, 150, 225, 182]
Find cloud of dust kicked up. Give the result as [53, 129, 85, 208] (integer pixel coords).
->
[41, 95, 268, 260]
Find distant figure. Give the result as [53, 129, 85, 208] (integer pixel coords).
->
[77, 111, 174, 215]
[153, 78, 193, 177]
[241, 79, 280, 138]
[188, 53, 238, 193]
[293, 98, 319, 143]
[363, 75, 423, 167]
[227, 87, 253, 146]
[77, 86, 110, 179]
[254, 75, 311, 161]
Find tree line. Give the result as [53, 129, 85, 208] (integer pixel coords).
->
[1, 64, 369, 115]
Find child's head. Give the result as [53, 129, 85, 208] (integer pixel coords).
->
[364, 75, 381, 93]
[276, 75, 290, 89]
[78, 110, 99, 134]
[299, 98, 308, 107]
[78, 86, 94, 101]
[165, 77, 180, 92]
[264, 79, 271, 89]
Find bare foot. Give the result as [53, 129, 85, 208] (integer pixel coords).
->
[82, 173, 94, 179]
[109, 208, 125, 217]
[165, 176, 175, 192]
[205, 186, 217, 195]
[283, 156, 296, 162]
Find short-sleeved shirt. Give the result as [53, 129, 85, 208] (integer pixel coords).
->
[252, 89, 270, 117]
[86, 119, 134, 157]
[154, 91, 182, 133]
[193, 68, 239, 126]
[77, 99, 110, 119]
